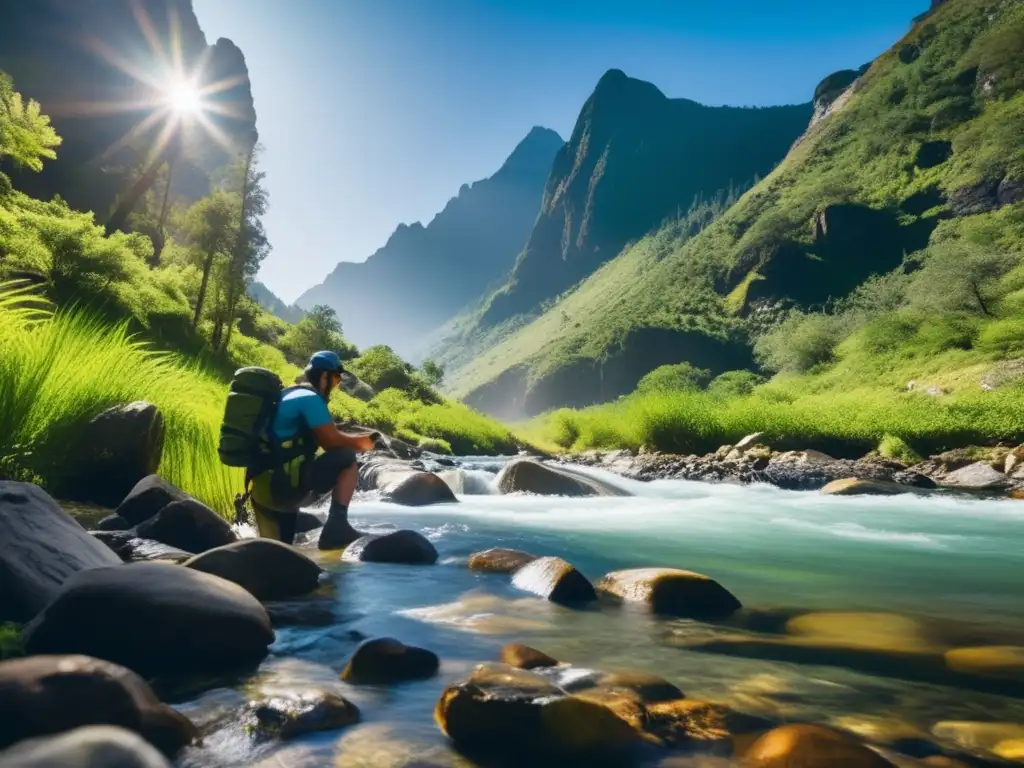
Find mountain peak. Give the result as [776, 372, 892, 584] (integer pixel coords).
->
[497, 126, 564, 178]
[593, 69, 666, 103]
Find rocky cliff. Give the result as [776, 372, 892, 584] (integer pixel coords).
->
[0, 0, 257, 217]
[478, 70, 813, 327]
[295, 127, 564, 355]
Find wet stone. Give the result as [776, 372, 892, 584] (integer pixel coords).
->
[244, 691, 360, 740]
[341, 637, 440, 685]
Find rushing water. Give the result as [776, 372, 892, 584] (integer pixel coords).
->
[177, 458, 1024, 767]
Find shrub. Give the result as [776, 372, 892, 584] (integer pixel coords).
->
[754, 311, 845, 373]
[707, 370, 764, 398]
[878, 433, 922, 463]
[418, 437, 453, 455]
[635, 362, 711, 394]
[977, 316, 1024, 355]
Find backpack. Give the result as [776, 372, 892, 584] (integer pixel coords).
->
[218, 367, 287, 470]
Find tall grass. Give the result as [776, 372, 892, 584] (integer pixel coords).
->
[525, 385, 1024, 460]
[0, 282, 240, 513]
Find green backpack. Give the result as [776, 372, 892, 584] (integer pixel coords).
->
[218, 367, 287, 470]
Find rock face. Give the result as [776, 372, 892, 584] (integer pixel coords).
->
[0, 725, 173, 768]
[23, 562, 275, 678]
[495, 459, 630, 497]
[597, 568, 742, 619]
[134, 498, 237, 554]
[480, 69, 813, 326]
[114, 476, 188, 527]
[245, 692, 360, 740]
[511, 556, 597, 605]
[0, 482, 121, 621]
[341, 637, 440, 685]
[468, 548, 538, 574]
[358, 458, 458, 506]
[183, 539, 322, 601]
[0, 0, 258, 220]
[0, 655, 196, 755]
[63, 402, 165, 508]
[342, 530, 439, 565]
[296, 127, 564, 354]
[744, 724, 896, 767]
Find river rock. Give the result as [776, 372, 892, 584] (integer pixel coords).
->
[744, 724, 896, 767]
[358, 458, 457, 506]
[930, 722, 1024, 756]
[23, 562, 275, 679]
[342, 530, 438, 564]
[66, 402, 166, 509]
[434, 663, 640, 760]
[97, 514, 132, 531]
[644, 698, 772, 749]
[245, 692, 360, 740]
[468, 547, 538, 574]
[90, 532, 194, 564]
[0, 654, 197, 755]
[944, 646, 1024, 682]
[184, 539, 322, 601]
[0, 482, 121, 622]
[821, 478, 922, 496]
[0, 726, 173, 768]
[134, 498, 237, 554]
[499, 643, 558, 670]
[511, 556, 597, 605]
[574, 670, 685, 704]
[341, 637, 440, 684]
[114, 475, 188, 526]
[597, 568, 742, 619]
[496, 459, 629, 497]
[940, 462, 1008, 490]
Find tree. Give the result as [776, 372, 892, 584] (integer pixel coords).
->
[421, 359, 445, 386]
[279, 304, 357, 364]
[183, 191, 237, 329]
[908, 242, 1017, 318]
[0, 71, 61, 172]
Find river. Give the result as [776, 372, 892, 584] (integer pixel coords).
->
[177, 458, 1024, 767]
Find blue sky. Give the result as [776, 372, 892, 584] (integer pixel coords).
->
[193, 0, 926, 303]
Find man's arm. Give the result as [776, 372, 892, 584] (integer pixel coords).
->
[311, 424, 376, 452]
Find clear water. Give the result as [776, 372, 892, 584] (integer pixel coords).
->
[177, 460, 1024, 767]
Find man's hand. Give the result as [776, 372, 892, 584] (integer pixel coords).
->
[352, 434, 377, 453]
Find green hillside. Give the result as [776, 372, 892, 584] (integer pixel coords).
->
[449, 0, 1024, 423]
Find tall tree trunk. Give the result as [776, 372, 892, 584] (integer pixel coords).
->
[149, 155, 177, 266]
[192, 250, 215, 329]
[220, 148, 255, 354]
[105, 139, 181, 237]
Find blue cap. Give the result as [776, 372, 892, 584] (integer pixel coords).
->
[308, 350, 344, 373]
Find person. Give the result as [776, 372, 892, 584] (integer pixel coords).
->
[247, 350, 377, 549]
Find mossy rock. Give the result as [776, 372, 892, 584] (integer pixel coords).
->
[245, 692, 359, 740]
[468, 548, 537, 574]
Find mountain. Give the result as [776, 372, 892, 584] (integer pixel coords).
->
[0, 0, 257, 218]
[478, 70, 814, 328]
[248, 282, 305, 324]
[295, 126, 564, 356]
[445, 0, 1024, 419]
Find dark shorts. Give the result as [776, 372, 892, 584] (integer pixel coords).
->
[305, 447, 358, 495]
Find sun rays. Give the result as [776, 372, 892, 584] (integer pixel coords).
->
[60, 0, 254, 166]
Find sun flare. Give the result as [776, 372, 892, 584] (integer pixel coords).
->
[166, 79, 204, 117]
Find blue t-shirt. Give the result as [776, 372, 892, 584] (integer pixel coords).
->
[272, 388, 332, 441]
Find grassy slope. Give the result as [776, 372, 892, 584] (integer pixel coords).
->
[448, 0, 1024, 405]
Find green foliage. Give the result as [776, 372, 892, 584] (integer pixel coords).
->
[420, 359, 445, 386]
[635, 362, 711, 394]
[754, 312, 845, 373]
[348, 345, 439, 403]
[278, 304, 357, 366]
[907, 241, 1018, 317]
[418, 437, 453, 455]
[0, 71, 61, 172]
[0, 284, 240, 514]
[0, 623, 23, 660]
[878, 433, 922, 463]
[707, 370, 765, 398]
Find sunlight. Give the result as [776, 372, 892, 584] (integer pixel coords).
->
[166, 78, 204, 117]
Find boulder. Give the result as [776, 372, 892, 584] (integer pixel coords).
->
[434, 663, 640, 760]
[90, 532, 193, 564]
[744, 724, 896, 767]
[0, 726, 173, 768]
[941, 462, 1008, 490]
[499, 643, 558, 670]
[643, 698, 772, 748]
[597, 568, 741, 619]
[342, 530, 438, 565]
[0, 482, 121, 622]
[184, 539, 322, 601]
[22, 562, 275, 679]
[944, 646, 1024, 682]
[244, 692, 360, 740]
[114, 476, 188, 526]
[0, 654, 196, 755]
[340, 637, 440, 685]
[511, 556, 597, 606]
[496, 459, 630, 497]
[97, 514, 132, 531]
[358, 457, 457, 506]
[821, 478, 921, 496]
[467, 548, 538, 574]
[134, 498, 237, 554]
[66, 402, 166, 508]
